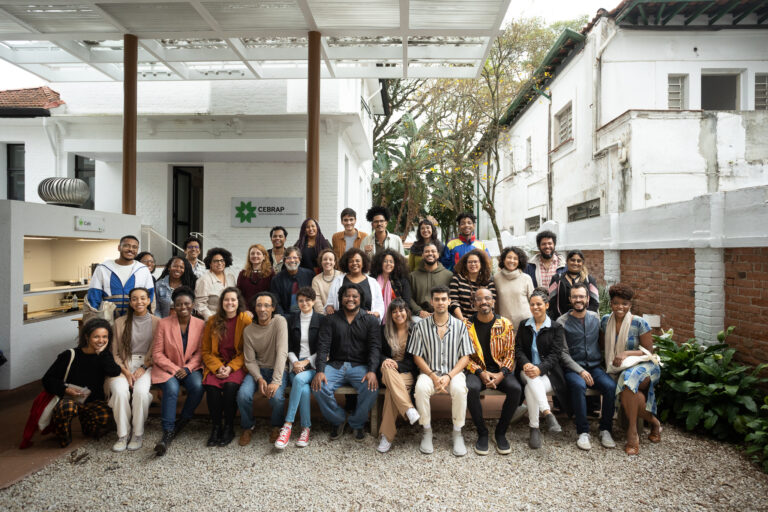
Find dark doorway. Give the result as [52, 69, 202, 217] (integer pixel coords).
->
[701, 74, 739, 110]
[172, 166, 204, 252]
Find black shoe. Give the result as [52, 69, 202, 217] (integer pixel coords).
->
[155, 430, 174, 456]
[529, 427, 542, 449]
[474, 433, 489, 455]
[174, 417, 191, 436]
[494, 431, 512, 455]
[218, 425, 235, 447]
[353, 428, 365, 442]
[207, 426, 222, 447]
[329, 419, 346, 440]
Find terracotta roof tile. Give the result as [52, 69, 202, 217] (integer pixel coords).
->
[0, 86, 65, 109]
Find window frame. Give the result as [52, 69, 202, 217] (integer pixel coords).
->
[6, 143, 25, 201]
[668, 74, 687, 110]
[756, 73, 768, 111]
[554, 103, 573, 147]
[74, 155, 96, 210]
[567, 198, 601, 222]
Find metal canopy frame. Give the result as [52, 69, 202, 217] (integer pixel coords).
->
[0, 0, 512, 82]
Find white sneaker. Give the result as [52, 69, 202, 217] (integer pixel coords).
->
[126, 434, 143, 451]
[420, 428, 433, 454]
[405, 407, 420, 425]
[599, 430, 616, 449]
[112, 435, 129, 452]
[452, 430, 467, 457]
[377, 435, 392, 453]
[577, 432, 592, 451]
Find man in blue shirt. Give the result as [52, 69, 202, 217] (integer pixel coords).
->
[557, 283, 616, 451]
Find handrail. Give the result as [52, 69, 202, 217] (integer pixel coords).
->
[141, 225, 184, 253]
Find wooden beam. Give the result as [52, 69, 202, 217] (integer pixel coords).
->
[638, 3, 649, 25]
[656, 3, 666, 24]
[306, 31, 321, 221]
[685, 1, 715, 25]
[732, 3, 761, 24]
[122, 34, 137, 215]
[662, 2, 689, 25]
[709, 0, 740, 25]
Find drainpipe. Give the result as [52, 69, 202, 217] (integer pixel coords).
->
[546, 97, 553, 221]
[42, 118, 61, 177]
[592, 19, 618, 156]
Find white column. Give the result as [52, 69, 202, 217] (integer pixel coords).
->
[694, 248, 725, 344]
[603, 250, 621, 286]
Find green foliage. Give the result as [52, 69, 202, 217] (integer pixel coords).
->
[598, 286, 611, 317]
[655, 326, 768, 472]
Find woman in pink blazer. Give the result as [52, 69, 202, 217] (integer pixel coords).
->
[151, 286, 205, 456]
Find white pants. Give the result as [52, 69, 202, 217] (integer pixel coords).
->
[107, 355, 153, 437]
[521, 373, 553, 429]
[414, 372, 467, 429]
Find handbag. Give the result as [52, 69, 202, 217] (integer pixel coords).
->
[607, 345, 660, 375]
[38, 349, 76, 430]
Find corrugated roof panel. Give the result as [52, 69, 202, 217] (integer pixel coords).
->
[309, 0, 400, 28]
[2, 4, 115, 33]
[410, 0, 502, 29]
[202, 1, 307, 30]
[99, 3, 211, 32]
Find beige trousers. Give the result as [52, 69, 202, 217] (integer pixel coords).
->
[107, 355, 152, 437]
[380, 366, 415, 442]
[414, 372, 467, 429]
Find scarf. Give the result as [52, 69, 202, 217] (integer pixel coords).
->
[604, 312, 632, 371]
[377, 275, 395, 323]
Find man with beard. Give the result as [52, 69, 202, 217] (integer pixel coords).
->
[441, 212, 490, 271]
[408, 242, 453, 320]
[557, 283, 616, 451]
[311, 284, 381, 441]
[268, 226, 288, 273]
[361, 206, 404, 258]
[88, 235, 155, 318]
[269, 246, 314, 314]
[525, 229, 565, 288]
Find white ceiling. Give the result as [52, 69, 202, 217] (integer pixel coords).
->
[0, 0, 511, 82]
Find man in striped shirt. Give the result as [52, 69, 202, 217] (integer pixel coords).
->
[408, 285, 474, 456]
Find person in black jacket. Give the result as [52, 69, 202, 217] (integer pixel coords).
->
[515, 287, 570, 449]
[42, 318, 122, 447]
[547, 249, 599, 320]
[370, 249, 412, 322]
[274, 287, 322, 449]
[269, 246, 315, 314]
[311, 283, 381, 441]
[376, 299, 419, 453]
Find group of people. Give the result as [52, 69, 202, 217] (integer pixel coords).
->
[38, 207, 662, 458]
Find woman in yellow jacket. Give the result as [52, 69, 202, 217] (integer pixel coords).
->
[201, 286, 252, 447]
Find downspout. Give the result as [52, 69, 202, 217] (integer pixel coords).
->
[546, 97, 553, 221]
[592, 19, 618, 156]
[42, 118, 61, 177]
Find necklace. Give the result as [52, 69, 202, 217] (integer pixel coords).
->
[433, 316, 450, 328]
[322, 271, 335, 283]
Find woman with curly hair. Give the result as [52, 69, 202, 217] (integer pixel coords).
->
[201, 287, 251, 447]
[311, 248, 342, 314]
[294, 218, 331, 273]
[324, 247, 384, 318]
[449, 249, 496, 320]
[600, 283, 662, 455]
[370, 248, 412, 322]
[547, 249, 599, 320]
[237, 244, 274, 314]
[155, 256, 197, 318]
[195, 247, 238, 320]
[408, 218, 445, 272]
[493, 246, 534, 327]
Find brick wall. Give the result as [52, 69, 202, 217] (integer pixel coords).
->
[620, 249, 696, 341]
[724, 247, 768, 368]
[581, 250, 605, 286]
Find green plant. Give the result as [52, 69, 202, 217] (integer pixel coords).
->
[597, 286, 611, 317]
[655, 327, 768, 441]
[745, 397, 768, 472]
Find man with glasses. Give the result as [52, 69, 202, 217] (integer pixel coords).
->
[269, 246, 314, 314]
[557, 282, 616, 451]
[361, 206, 404, 258]
[87, 234, 155, 318]
[268, 226, 288, 273]
[183, 236, 205, 278]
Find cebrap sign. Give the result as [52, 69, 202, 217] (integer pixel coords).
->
[231, 197, 303, 228]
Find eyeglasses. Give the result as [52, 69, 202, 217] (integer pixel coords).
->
[211, 258, 225, 264]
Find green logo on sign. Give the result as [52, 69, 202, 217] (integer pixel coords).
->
[235, 201, 257, 224]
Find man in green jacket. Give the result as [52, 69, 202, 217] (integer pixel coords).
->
[408, 243, 453, 319]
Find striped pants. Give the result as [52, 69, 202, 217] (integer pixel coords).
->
[51, 398, 111, 447]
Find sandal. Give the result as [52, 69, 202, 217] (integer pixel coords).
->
[624, 435, 639, 456]
[648, 420, 662, 443]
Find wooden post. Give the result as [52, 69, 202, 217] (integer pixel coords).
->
[122, 34, 138, 215]
[306, 31, 321, 220]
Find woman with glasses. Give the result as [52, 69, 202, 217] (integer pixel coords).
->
[195, 247, 238, 320]
[449, 249, 496, 321]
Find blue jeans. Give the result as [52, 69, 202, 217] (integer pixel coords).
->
[159, 370, 204, 432]
[565, 367, 616, 434]
[312, 362, 378, 430]
[285, 369, 317, 428]
[236, 369, 287, 429]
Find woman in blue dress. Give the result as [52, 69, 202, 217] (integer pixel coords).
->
[600, 283, 662, 456]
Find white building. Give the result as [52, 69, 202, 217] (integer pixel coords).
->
[487, 2, 768, 238]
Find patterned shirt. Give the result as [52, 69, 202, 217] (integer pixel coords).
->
[465, 315, 515, 375]
[538, 253, 563, 289]
[407, 315, 474, 376]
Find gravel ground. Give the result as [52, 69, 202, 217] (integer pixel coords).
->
[2, 416, 767, 512]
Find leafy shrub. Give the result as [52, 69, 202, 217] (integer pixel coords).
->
[655, 327, 768, 442]
[745, 397, 768, 473]
[598, 285, 611, 317]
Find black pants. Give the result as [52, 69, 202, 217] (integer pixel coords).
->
[466, 372, 522, 436]
[205, 382, 240, 427]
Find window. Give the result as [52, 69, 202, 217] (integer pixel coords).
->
[525, 215, 540, 232]
[755, 74, 768, 110]
[7, 144, 24, 201]
[75, 155, 95, 209]
[701, 74, 739, 110]
[555, 104, 572, 146]
[525, 136, 532, 168]
[668, 75, 687, 110]
[567, 198, 600, 222]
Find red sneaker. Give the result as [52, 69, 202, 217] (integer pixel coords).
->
[274, 425, 292, 449]
[296, 427, 311, 447]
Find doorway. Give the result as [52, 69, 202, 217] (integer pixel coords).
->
[701, 74, 739, 110]
[172, 166, 204, 252]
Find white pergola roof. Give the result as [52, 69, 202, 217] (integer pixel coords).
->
[0, 0, 511, 81]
